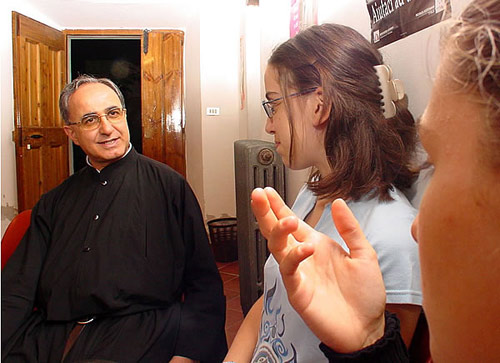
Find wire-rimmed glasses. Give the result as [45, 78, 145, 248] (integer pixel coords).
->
[68, 107, 127, 131]
[261, 87, 318, 118]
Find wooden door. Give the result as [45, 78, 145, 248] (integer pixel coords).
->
[12, 12, 68, 212]
[12, 22, 186, 211]
[142, 30, 185, 176]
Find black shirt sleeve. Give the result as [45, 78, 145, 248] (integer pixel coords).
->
[173, 180, 227, 362]
[319, 312, 410, 363]
[1, 199, 49, 352]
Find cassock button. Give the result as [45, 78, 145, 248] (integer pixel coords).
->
[101, 180, 108, 186]
[94, 214, 99, 220]
[82, 246, 91, 252]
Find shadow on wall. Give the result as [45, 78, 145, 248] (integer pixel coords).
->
[1, 204, 18, 238]
[205, 213, 233, 221]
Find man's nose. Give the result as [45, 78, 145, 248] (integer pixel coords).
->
[98, 115, 114, 133]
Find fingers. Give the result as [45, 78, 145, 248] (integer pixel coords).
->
[264, 187, 314, 241]
[264, 187, 295, 219]
[279, 242, 315, 278]
[251, 188, 271, 218]
[251, 188, 277, 238]
[253, 187, 306, 240]
[331, 199, 374, 259]
[267, 215, 300, 263]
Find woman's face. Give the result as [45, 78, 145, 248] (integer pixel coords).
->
[263, 66, 326, 171]
[412, 57, 500, 362]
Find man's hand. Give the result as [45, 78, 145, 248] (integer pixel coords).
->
[251, 187, 386, 353]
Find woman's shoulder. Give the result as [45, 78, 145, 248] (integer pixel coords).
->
[358, 188, 416, 221]
[351, 188, 417, 246]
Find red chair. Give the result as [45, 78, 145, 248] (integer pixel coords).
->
[2, 209, 32, 270]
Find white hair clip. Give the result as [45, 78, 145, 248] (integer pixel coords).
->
[374, 64, 405, 119]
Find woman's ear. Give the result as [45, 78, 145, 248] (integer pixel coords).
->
[312, 87, 331, 127]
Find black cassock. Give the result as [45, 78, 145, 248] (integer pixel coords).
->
[2, 148, 227, 362]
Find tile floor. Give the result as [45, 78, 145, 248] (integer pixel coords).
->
[217, 260, 244, 347]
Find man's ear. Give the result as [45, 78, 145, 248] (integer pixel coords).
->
[63, 125, 80, 146]
[312, 87, 331, 127]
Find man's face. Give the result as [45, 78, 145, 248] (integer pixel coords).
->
[412, 58, 500, 362]
[63, 83, 130, 170]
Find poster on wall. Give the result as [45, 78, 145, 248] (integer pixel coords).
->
[366, 0, 451, 48]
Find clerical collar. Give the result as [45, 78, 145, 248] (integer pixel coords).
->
[86, 143, 133, 173]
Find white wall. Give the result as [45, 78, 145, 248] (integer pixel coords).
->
[2, 0, 290, 235]
[1, 3, 16, 236]
[2, 0, 282, 233]
[316, 0, 472, 207]
[1, 0, 206, 235]
[3, 0, 472, 236]
[199, 0, 243, 220]
[318, 0, 472, 120]
[257, 0, 312, 206]
[251, 0, 473, 207]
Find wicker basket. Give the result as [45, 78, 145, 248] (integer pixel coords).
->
[207, 217, 238, 262]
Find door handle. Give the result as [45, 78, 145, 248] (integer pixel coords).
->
[30, 134, 43, 139]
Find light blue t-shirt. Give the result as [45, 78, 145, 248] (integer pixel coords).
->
[251, 185, 422, 363]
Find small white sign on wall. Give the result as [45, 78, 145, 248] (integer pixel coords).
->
[206, 107, 220, 116]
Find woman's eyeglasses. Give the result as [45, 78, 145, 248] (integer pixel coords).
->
[261, 87, 318, 118]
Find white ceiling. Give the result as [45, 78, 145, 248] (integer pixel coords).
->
[16, 0, 204, 30]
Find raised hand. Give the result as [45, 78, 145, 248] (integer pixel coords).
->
[251, 187, 386, 353]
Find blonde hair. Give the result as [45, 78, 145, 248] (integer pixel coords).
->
[445, 0, 500, 160]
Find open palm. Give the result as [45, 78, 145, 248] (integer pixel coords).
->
[251, 187, 386, 353]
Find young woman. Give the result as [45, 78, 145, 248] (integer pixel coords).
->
[250, 0, 500, 361]
[226, 24, 422, 362]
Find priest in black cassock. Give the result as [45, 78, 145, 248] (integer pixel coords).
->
[2, 75, 227, 363]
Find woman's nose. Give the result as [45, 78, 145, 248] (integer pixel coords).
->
[411, 214, 419, 243]
[264, 117, 274, 135]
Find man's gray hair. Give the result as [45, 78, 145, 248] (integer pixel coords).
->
[59, 75, 126, 124]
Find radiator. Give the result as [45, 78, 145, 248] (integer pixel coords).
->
[234, 139, 286, 315]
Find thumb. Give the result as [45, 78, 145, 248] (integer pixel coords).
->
[331, 199, 375, 259]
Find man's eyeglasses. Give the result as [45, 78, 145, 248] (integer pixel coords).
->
[261, 87, 318, 118]
[68, 107, 127, 131]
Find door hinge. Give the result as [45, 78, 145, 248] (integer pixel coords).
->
[143, 29, 151, 54]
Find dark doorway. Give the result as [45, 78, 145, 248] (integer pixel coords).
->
[70, 38, 142, 172]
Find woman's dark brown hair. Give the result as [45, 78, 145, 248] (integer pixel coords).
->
[268, 23, 417, 201]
